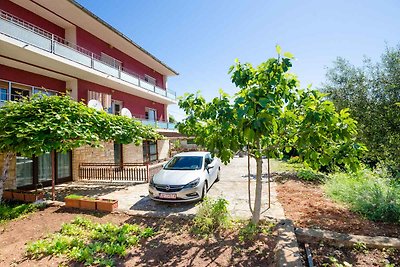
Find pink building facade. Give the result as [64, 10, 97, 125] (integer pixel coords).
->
[0, 0, 178, 189]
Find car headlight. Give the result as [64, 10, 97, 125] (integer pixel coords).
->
[184, 178, 200, 189]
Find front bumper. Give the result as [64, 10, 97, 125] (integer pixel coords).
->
[148, 184, 202, 202]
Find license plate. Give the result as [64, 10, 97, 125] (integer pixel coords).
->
[159, 193, 177, 199]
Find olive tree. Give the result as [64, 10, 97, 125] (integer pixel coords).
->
[178, 46, 365, 224]
[0, 94, 160, 201]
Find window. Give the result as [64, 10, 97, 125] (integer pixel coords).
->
[205, 153, 214, 166]
[0, 81, 8, 107]
[145, 108, 157, 121]
[114, 143, 122, 165]
[57, 152, 71, 179]
[112, 100, 123, 115]
[143, 141, 158, 162]
[144, 75, 156, 85]
[11, 83, 30, 101]
[16, 156, 33, 187]
[33, 87, 57, 96]
[38, 152, 52, 182]
[15, 151, 72, 189]
[88, 90, 112, 113]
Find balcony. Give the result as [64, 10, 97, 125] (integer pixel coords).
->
[0, 10, 176, 101]
[132, 113, 176, 130]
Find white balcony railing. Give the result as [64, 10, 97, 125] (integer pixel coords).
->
[0, 10, 177, 101]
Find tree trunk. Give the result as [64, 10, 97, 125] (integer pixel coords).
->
[0, 152, 14, 203]
[267, 157, 271, 209]
[252, 156, 263, 224]
[247, 146, 253, 215]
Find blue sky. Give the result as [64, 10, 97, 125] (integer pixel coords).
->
[77, 0, 400, 121]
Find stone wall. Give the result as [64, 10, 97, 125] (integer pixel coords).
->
[157, 139, 170, 161]
[123, 143, 143, 163]
[0, 153, 17, 189]
[72, 142, 115, 181]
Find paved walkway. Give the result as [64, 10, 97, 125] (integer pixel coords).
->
[53, 157, 285, 220]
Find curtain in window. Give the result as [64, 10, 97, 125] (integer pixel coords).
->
[38, 152, 52, 182]
[88, 90, 112, 113]
[57, 152, 71, 179]
[16, 156, 33, 187]
[33, 88, 57, 96]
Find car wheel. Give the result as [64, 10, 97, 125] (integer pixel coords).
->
[201, 182, 208, 200]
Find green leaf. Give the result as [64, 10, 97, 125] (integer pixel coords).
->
[283, 52, 294, 59]
[276, 45, 282, 55]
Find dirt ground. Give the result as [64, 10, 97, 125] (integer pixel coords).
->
[0, 205, 278, 266]
[276, 176, 400, 266]
[299, 242, 400, 266]
[276, 178, 400, 238]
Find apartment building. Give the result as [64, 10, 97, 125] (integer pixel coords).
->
[0, 0, 179, 189]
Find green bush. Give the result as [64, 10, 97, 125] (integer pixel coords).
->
[324, 169, 400, 223]
[26, 216, 155, 266]
[0, 202, 43, 223]
[288, 156, 302, 164]
[192, 197, 230, 236]
[297, 168, 326, 182]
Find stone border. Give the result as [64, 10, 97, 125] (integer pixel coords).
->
[274, 219, 303, 267]
[295, 227, 400, 250]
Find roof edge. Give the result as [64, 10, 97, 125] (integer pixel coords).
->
[69, 0, 179, 76]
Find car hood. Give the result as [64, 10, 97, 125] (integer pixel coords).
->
[152, 169, 203, 185]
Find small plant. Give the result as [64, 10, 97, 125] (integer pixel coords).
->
[297, 168, 326, 182]
[238, 220, 275, 243]
[65, 194, 83, 199]
[353, 241, 368, 253]
[238, 222, 258, 242]
[288, 156, 302, 164]
[0, 202, 45, 223]
[192, 197, 230, 236]
[325, 169, 400, 223]
[26, 216, 155, 266]
[324, 256, 352, 267]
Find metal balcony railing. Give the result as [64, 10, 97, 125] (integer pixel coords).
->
[0, 10, 177, 101]
[131, 113, 176, 130]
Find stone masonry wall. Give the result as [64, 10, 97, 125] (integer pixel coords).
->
[157, 139, 170, 161]
[0, 153, 17, 189]
[123, 143, 143, 163]
[72, 142, 114, 181]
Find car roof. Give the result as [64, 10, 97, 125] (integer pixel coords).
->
[174, 151, 210, 157]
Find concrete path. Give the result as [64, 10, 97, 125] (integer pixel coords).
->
[98, 156, 285, 220]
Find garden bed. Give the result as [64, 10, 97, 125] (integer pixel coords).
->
[299, 241, 400, 266]
[276, 177, 400, 238]
[0, 205, 279, 266]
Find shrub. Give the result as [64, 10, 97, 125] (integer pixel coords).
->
[297, 168, 326, 182]
[288, 156, 302, 164]
[325, 169, 400, 223]
[192, 197, 230, 236]
[26, 216, 155, 266]
[0, 202, 44, 223]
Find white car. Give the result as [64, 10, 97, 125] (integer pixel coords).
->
[148, 151, 221, 202]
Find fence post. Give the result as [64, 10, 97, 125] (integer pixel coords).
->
[146, 163, 150, 182]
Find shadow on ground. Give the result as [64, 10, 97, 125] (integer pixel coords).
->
[129, 196, 197, 214]
[46, 183, 135, 201]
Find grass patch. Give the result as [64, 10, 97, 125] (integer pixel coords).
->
[324, 169, 400, 223]
[297, 168, 327, 182]
[0, 201, 43, 223]
[238, 220, 276, 243]
[26, 216, 155, 266]
[192, 197, 231, 237]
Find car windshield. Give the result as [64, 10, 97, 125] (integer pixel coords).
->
[164, 156, 203, 170]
